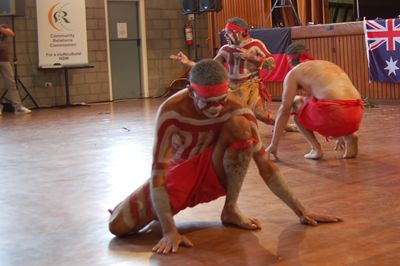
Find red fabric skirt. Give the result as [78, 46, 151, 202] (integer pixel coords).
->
[166, 145, 225, 214]
[298, 97, 364, 138]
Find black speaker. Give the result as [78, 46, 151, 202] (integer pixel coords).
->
[0, 0, 25, 17]
[183, 0, 199, 14]
[199, 0, 222, 12]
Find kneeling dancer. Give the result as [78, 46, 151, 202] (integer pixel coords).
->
[109, 59, 341, 254]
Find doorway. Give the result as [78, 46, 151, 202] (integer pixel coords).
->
[107, 0, 142, 100]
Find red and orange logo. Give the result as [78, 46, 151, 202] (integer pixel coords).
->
[48, 2, 72, 31]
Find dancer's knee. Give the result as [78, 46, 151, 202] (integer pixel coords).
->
[223, 117, 254, 166]
[108, 199, 141, 236]
[108, 212, 133, 237]
[213, 116, 253, 176]
[292, 96, 305, 113]
[223, 116, 252, 143]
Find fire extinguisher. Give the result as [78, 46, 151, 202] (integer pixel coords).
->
[184, 23, 193, 46]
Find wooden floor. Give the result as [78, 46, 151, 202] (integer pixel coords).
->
[1, 99, 399, 266]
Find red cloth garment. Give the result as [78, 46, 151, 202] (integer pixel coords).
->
[258, 79, 272, 104]
[297, 97, 364, 138]
[166, 145, 225, 214]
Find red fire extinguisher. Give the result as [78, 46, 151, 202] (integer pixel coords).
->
[184, 23, 193, 46]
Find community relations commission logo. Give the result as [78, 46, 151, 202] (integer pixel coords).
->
[48, 2, 72, 31]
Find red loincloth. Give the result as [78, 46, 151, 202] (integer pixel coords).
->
[166, 145, 225, 214]
[297, 97, 364, 138]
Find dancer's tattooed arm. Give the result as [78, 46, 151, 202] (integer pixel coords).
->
[253, 154, 342, 225]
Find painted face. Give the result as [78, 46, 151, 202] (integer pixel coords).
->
[224, 29, 241, 45]
[193, 92, 228, 118]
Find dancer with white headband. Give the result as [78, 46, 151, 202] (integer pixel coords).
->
[109, 59, 341, 255]
[170, 17, 298, 133]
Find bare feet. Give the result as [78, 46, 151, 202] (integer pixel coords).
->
[221, 206, 261, 230]
[304, 148, 323, 160]
[343, 134, 358, 159]
[334, 137, 345, 151]
[284, 123, 299, 132]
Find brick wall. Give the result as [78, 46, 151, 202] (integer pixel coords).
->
[0, 0, 109, 107]
[144, 0, 209, 97]
[0, 0, 209, 107]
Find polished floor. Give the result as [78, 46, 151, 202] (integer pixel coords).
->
[0, 99, 399, 266]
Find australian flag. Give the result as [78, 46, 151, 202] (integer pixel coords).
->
[364, 18, 400, 83]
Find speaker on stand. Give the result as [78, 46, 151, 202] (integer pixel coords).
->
[0, 0, 25, 17]
[182, 0, 222, 59]
[199, 0, 222, 12]
[200, 0, 222, 57]
[183, 0, 199, 15]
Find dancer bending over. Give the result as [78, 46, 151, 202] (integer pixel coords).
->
[266, 42, 363, 160]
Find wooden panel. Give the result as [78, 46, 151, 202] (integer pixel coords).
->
[269, 24, 400, 102]
[291, 21, 364, 39]
[207, 5, 400, 103]
[266, 82, 283, 100]
[293, 29, 400, 103]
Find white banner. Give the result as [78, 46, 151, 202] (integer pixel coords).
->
[36, 0, 88, 68]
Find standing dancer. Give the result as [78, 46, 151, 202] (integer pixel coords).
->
[170, 17, 297, 132]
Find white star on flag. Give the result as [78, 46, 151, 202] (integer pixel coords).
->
[384, 57, 399, 76]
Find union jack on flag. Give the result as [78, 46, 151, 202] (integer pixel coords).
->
[363, 18, 400, 83]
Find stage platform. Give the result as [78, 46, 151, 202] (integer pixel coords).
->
[1, 99, 399, 265]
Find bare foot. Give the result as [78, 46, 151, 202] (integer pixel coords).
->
[334, 137, 345, 150]
[221, 206, 261, 230]
[284, 123, 299, 132]
[343, 134, 358, 159]
[304, 148, 322, 160]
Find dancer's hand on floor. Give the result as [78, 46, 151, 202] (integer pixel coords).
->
[152, 231, 193, 254]
[299, 211, 342, 226]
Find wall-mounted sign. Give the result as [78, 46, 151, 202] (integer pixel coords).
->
[117, 22, 128, 39]
[36, 0, 88, 67]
